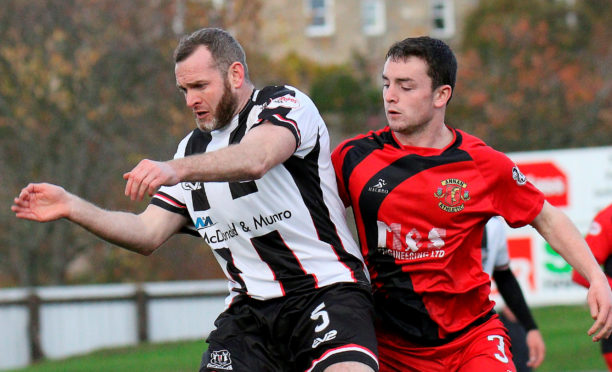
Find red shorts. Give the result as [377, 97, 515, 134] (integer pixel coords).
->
[377, 315, 516, 372]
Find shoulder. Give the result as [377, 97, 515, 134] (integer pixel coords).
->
[456, 129, 502, 158]
[256, 85, 313, 110]
[334, 128, 395, 155]
[600, 204, 612, 218]
[455, 129, 517, 174]
[173, 129, 205, 158]
[594, 204, 612, 226]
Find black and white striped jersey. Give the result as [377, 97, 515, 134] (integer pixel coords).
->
[481, 216, 510, 276]
[151, 85, 369, 304]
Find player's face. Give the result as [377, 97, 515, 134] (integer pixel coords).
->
[382, 56, 437, 136]
[175, 45, 238, 132]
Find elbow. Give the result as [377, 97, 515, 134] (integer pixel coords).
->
[131, 241, 162, 256]
[139, 247, 156, 257]
[243, 161, 270, 180]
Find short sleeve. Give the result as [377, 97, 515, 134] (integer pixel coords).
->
[148, 133, 196, 235]
[479, 149, 546, 228]
[253, 86, 322, 158]
[331, 140, 352, 207]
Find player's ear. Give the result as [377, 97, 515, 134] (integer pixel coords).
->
[433, 85, 452, 108]
[227, 62, 245, 89]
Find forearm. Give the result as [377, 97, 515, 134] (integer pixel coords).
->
[169, 123, 296, 183]
[124, 123, 297, 201]
[573, 269, 612, 289]
[533, 203, 605, 284]
[169, 144, 267, 182]
[572, 269, 591, 288]
[67, 194, 162, 255]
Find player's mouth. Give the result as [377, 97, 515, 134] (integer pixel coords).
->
[195, 110, 209, 119]
[387, 109, 401, 118]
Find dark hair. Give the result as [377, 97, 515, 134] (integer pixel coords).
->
[174, 28, 250, 81]
[386, 36, 456, 101]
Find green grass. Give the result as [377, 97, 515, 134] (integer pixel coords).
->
[533, 304, 607, 371]
[7, 339, 208, 372]
[7, 305, 609, 372]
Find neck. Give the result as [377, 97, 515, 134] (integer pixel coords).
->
[235, 84, 255, 116]
[394, 123, 453, 149]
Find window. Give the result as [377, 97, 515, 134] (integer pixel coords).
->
[430, 0, 455, 39]
[362, 0, 386, 36]
[305, 0, 335, 37]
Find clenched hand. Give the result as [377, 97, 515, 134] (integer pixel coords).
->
[123, 159, 180, 201]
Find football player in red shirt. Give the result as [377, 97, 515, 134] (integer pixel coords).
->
[332, 36, 612, 372]
[573, 203, 612, 371]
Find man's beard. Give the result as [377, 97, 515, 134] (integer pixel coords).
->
[196, 79, 238, 132]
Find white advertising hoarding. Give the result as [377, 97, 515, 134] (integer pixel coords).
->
[493, 146, 612, 306]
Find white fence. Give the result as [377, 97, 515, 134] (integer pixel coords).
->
[0, 280, 228, 371]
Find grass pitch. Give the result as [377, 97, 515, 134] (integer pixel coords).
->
[7, 304, 609, 372]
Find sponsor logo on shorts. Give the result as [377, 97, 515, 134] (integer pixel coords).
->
[207, 349, 233, 370]
[312, 329, 337, 348]
[310, 302, 338, 348]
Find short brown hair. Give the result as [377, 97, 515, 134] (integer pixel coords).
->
[174, 28, 250, 81]
[386, 36, 457, 101]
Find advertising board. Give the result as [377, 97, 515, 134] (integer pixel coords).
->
[493, 146, 612, 306]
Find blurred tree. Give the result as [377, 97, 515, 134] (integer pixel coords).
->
[310, 58, 382, 135]
[450, 0, 612, 152]
[0, 0, 262, 286]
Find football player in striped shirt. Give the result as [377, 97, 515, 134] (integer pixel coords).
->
[331, 36, 612, 371]
[13, 28, 378, 372]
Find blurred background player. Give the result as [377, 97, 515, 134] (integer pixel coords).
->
[573, 203, 612, 371]
[482, 216, 546, 371]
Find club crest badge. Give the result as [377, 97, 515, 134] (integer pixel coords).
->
[207, 349, 233, 370]
[434, 178, 470, 213]
[512, 166, 527, 186]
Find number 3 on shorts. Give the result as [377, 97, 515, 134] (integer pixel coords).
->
[487, 335, 509, 363]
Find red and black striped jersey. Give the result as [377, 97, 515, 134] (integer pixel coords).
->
[332, 126, 545, 344]
[585, 204, 612, 267]
[573, 203, 612, 287]
[151, 86, 369, 305]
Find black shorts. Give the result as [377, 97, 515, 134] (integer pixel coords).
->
[200, 282, 379, 372]
[500, 313, 530, 372]
[602, 332, 612, 354]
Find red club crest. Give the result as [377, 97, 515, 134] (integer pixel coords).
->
[434, 178, 471, 212]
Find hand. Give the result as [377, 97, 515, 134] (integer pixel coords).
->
[123, 159, 180, 201]
[525, 329, 546, 368]
[11, 183, 71, 222]
[586, 275, 612, 341]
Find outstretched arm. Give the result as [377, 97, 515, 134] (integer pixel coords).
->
[124, 122, 297, 201]
[12, 183, 186, 255]
[532, 201, 612, 341]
